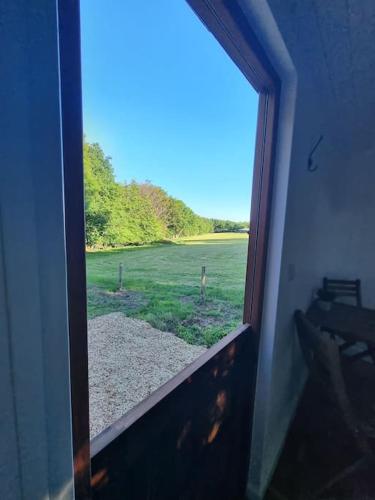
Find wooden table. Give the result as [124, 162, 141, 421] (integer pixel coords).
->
[307, 301, 375, 346]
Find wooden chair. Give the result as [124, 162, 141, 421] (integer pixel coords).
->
[323, 277, 362, 307]
[322, 277, 371, 360]
[294, 310, 375, 498]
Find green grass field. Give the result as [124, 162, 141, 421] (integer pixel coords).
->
[86, 233, 248, 346]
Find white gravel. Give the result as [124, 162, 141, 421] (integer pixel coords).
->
[88, 312, 206, 438]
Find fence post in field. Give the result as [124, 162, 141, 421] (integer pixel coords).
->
[118, 263, 124, 291]
[200, 266, 207, 304]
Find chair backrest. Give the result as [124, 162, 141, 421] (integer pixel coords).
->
[294, 310, 367, 451]
[294, 310, 338, 389]
[323, 277, 362, 307]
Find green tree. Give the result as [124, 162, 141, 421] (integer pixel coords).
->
[107, 183, 164, 245]
[83, 139, 216, 247]
[83, 141, 117, 246]
[138, 182, 171, 237]
[210, 218, 249, 233]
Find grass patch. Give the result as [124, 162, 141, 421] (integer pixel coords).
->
[86, 232, 248, 346]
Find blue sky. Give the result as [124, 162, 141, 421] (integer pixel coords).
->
[80, 1, 258, 221]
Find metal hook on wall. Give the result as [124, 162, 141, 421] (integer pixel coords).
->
[307, 135, 324, 172]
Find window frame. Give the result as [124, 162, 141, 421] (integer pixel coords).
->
[185, 0, 280, 332]
[58, 1, 91, 497]
[58, 0, 280, 497]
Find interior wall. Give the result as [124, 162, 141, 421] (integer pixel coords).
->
[257, 87, 375, 494]
[250, 89, 334, 498]
[0, 2, 74, 499]
[241, 1, 375, 498]
[238, 0, 375, 499]
[237, 1, 298, 498]
[303, 143, 375, 307]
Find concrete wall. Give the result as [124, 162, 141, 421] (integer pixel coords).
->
[0, 2, 74, 499]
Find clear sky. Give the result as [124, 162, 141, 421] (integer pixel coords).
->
[80, 1, 258, 221]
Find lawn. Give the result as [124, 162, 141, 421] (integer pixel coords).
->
[86, 233, 249, 346]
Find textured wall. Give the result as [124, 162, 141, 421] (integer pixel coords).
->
[256, 86, 375, 498]
[0, 1, 74, 498]
[240, 1, 375, 498]
[237, 1, 299, 498]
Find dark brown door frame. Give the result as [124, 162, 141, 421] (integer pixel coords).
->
[58, 0, 91, 498]
[185, 0, 280, 333]
[58, 0, 279, 497]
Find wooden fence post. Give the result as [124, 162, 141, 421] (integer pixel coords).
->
[201, 266, 207, 304]
[118, 263, 124, 291]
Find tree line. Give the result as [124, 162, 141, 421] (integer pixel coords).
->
[84, 140, 248, 247]
[211, 219, 249, 233]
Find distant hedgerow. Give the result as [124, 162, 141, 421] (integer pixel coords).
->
[83, 139, 246, 247]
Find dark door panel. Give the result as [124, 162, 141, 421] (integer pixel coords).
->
[91, 326, 257, 500]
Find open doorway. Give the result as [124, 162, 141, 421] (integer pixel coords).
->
[80, 0, 259, 439]
[58, 0, 279, 496]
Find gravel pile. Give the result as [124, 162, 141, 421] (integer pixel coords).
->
[88, 312, 206, 438]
